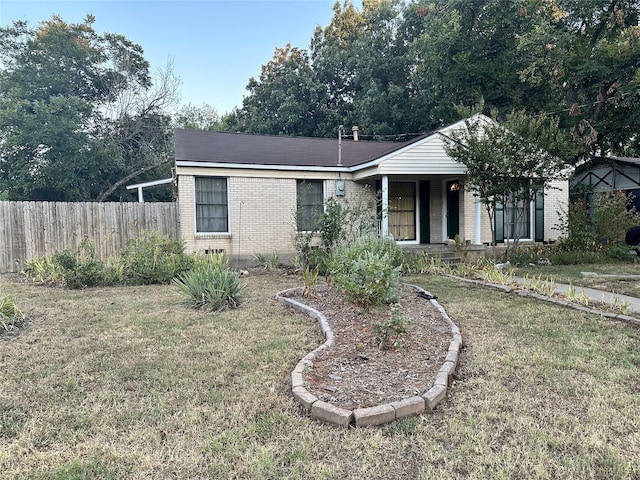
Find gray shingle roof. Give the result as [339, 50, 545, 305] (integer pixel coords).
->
[575, 156, 640, 172]
[174, 129, 425, 168]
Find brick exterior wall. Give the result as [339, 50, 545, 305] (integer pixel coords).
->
[178, 174, 376, 264]
[179, 175, 298, 259]
[178, 173, 569, 262]
[544, 179, 568, 242]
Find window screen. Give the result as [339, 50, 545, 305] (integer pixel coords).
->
[195, 177, 228, 233]
[296, 180, 324, 231]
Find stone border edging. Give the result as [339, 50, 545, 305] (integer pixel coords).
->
[451, 275, 640, 328]
[275, 284, 462, 427]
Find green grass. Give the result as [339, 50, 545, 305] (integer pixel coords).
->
[1, 271, 639, 479]
[514, 262, 640, 297]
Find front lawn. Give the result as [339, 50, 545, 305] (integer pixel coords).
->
[1, 271, 639, 479]
[514, 261, 640, 298]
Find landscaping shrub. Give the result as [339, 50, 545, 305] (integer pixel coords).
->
[507, 244, 549, 265]
[172, 263, 243, 311]
[24, 232, 194, 288]
[294, 195, 378, 274]
[21, 256, 64, 284]
[0, 294, 25, 334]
[329, 236, 402, 308]
[593, 191, 639, 248]
[545, 249, 604, 265]
[553, 192, 640, 262]
[118, 231, 194, 285]
[374, 303, 411, 349]
[52, 241, 116, 289]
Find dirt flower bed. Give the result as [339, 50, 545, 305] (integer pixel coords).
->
[285, 282, 452, 410]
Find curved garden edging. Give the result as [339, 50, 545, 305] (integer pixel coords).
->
[275, 284, 463, 428]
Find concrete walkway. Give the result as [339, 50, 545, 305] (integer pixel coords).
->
[513, 276, 640, 315]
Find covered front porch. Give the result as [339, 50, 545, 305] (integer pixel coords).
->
[362, 175, 487, 246]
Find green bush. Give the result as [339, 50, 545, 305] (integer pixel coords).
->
[546, 249, 604, 265]
[29, 232, 193, 288]
[329, 237, 402, 308]
[332, 236, 404, 269]
[555, 192, 640, 259]
[374, 303, 410, 349]
[507, 244, 549, 265]
[173, 263, 243, 311]
[293, 195, 378, 274]
[52, 241, 115, 289]
[593, 192, 639, 248]
[118, 231, 194, 285]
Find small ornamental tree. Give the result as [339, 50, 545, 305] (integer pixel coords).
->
[443, 110, 572, 259]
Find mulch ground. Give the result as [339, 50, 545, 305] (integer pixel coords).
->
[285, 282, 452, 410]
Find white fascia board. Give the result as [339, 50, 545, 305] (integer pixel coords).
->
[175, 161, 350, 174]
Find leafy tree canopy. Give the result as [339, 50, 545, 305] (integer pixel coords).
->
[174, 103, 224, 131]
[0, 15, 178, 201]
[226, 44, 327, 136]
[230, 0, 640, 159]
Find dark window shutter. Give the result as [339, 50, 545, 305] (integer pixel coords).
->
[535, 191, 544, 242]
[494, 202, 504, 244]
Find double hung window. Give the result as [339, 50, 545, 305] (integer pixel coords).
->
[296, 180, 324, 231]
[195, 177, 228, 233]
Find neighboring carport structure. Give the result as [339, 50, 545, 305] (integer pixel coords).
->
[571, 156, 640, 211]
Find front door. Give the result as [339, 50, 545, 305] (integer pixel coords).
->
[446, 180, 459, 239]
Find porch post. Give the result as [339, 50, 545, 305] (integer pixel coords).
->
[474, 193, 481, 244]
[381, 175, 389, 238]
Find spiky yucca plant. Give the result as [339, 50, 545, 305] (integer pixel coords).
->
[173, 264, 243, 311]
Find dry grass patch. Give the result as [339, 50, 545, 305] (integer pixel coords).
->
[515, 263, 640, 298]
[0, 272, 639, 479]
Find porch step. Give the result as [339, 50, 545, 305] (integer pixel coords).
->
[402, 244, 462, 266]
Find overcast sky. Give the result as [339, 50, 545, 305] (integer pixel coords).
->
[0, 0, 336, 114]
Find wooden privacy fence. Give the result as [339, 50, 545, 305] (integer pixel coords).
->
[0, 201, 179, 274]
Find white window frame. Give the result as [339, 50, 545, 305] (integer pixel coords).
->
[502, 197, 535, 243]
[389, 180, 419, 244]
[194, 176, 230, 235]
[296, 179, 325, 233]
[494, 199, 536, 243]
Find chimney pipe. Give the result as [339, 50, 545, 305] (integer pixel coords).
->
[352, 126, 359, 141]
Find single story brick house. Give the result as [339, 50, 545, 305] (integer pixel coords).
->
[174, 114, 568, 263]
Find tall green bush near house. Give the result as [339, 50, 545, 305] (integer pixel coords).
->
[118, 231, 194, 285]
[293, 194, 378, 273]
[554, 191, 640, 261]
[329, 236, 402, 309]
[554, 197, 597, 253]
[593, 191, 640, 249]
